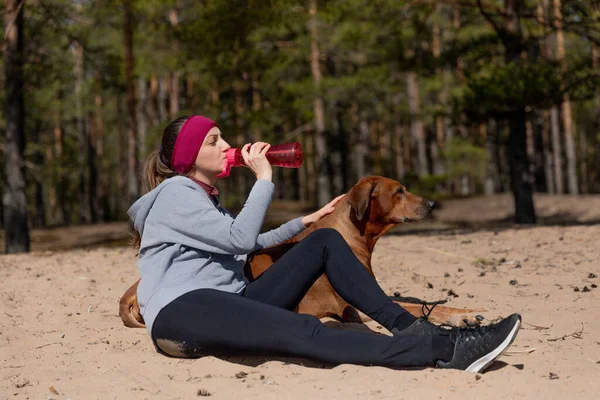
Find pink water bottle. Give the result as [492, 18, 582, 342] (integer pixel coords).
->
[217, 142, 304, 179]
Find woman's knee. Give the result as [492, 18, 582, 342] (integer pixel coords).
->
[306, 228, 345, 245]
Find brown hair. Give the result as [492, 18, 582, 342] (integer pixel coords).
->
[131, 116, 190, 252]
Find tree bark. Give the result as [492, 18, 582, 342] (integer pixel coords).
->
[309, 0, 332, 207]
[453, 4, 467, 138]
[505, 0, 536, 223]
[3, 0, 30, 252]
[592, 43, 600, 193]
[32, 121, 45, 228]
[553, 0, 578, 194]
[168, 8, 180, 119]
[124, 0, 139, 202]
[541, 110, 555, 193]
[392, 95, 406, 180]
[432, 5, 445, 176]
[538, 1, 555, 194]
[158, 77, 168, 123]
[355, 116, 370, 180]
[94, 89, 109, 221]
[137, 77, 148, 162]
[116, 94, 126, 217]
[550, 106, 563, 193]
[483, 121, 496, 195]
[53, 92, 69, 225]
[87, 111, 98, 223]
[149, 76, 160, 126]
[187, 72, 200, 112]
[407, 71, 428, 176]
[72, 41, 89, 223]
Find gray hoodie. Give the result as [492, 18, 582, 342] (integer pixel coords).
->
[128, 176, 306, 336]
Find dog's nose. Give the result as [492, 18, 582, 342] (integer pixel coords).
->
[426, 200, 436, 210]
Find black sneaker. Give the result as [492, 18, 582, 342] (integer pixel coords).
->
[437, 313, 522, 373]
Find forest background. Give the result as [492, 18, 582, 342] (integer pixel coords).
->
[2, 0, 600, 253]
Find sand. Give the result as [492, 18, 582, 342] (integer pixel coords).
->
[2, 193, 600, 399]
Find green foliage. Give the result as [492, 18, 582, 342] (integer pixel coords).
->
[5, 0, 600, 228]
[442, 137, 487, 184]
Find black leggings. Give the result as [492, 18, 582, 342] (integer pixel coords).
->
[151, 228, 441, 368]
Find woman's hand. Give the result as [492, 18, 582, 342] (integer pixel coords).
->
[301, 194, 346, 228]
[241, 142, 272, 181]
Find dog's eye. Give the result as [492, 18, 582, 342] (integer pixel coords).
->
[396, 188, 405, 195]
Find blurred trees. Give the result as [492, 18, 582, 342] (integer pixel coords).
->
[2, 0, 600, 252]
[3, 0, 30, 252]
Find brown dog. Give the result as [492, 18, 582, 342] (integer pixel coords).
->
[119, 176, 483, 329]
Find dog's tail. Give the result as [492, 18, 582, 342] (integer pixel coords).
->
[119, 280, 146, 329]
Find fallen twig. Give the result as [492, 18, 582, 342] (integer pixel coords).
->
[547, 323, 584, 342]
[35, 342, 63, 349]
[505, 347, 537, 354]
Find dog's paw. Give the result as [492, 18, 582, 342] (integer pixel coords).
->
[425, 306, 486, 327]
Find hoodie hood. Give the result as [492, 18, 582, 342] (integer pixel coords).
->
[128, 176, 207, 236]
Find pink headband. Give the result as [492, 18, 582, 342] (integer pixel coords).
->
[170, 115, 217, 174]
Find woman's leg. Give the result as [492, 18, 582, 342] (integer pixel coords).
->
[152, 288, 440, 368]
[243, 228, 416, 332]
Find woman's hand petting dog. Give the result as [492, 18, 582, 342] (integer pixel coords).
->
[301, 194, 346, 228]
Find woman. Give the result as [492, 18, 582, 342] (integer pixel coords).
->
[128, 114, 521, 373]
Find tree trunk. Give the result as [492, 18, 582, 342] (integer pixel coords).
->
[158, 77, 168, 123]
[579, 129, 587, 194]
[330, 100, 347, 193]
[541, 110, 555, 193]
[116, 94, 126, 217]
[355, 116, 370, 180]
[234, 83, 248, 203]
[137, 77, 148, 162]
[32, 121, 45, 228]
[370, 120, 380, 176]
[124, 0, 139, 202]
[432, 5, 445, 176]
[378, 121, 391, 178]
[406, 72, 428, 176]
[87, 112, 98, 223]
[169, 72, 180, 119]
[483, 121, 496, 195]
[94, 89, 109, 221]
[187, 72, 200, 112]
[550, 106, 563, 193]
[326, 57, 346, 194]
[592, 43, 600, 193]
[392, 95, 406, 180]
[538, 1, 555, 194]
[3, 0, 30, 252]
[149, 76, 160, 126]
[44, 129, 55, 225]
[309, 0, 332, 207]
[168, 8, 180, 119]
[554, 0, 578, 194]
[53, 94, 69, 225]
[73, 41, 89, 224]
[505, 0, 536, 223]
[453, 4, 467, 138]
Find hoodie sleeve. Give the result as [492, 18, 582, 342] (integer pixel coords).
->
[152, 179, 276, 255]
[250, 217, 306, 252]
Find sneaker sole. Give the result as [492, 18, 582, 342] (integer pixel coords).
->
[465, 317, 521, 373]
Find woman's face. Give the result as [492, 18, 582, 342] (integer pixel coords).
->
[191, 126, 231, 183]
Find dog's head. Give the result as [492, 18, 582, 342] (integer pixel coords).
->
[346, 176, 434, 225]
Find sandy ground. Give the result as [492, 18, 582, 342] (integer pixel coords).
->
[2, 193, 600, 399]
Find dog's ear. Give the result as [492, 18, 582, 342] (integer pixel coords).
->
[347, 178, 377, 221]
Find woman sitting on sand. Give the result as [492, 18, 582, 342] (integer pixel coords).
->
[128, 115, 522, 373]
